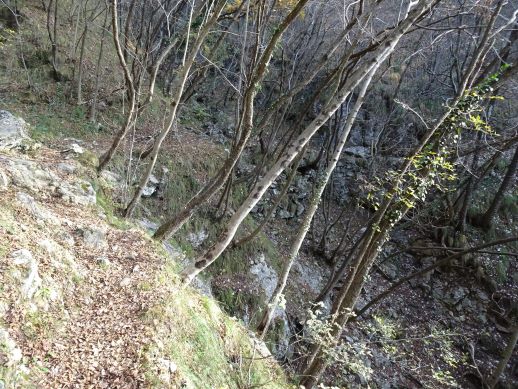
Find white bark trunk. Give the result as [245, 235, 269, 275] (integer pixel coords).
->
[257, 71, 373, 336]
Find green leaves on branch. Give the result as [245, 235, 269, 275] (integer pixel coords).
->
[364, 68, 507, 217]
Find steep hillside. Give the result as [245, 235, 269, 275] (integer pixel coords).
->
[0, 111, 291, 388]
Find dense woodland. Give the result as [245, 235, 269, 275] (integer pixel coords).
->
[0, 0, 517, 387]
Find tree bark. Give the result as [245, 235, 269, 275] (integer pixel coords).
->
[123, 0, 228, 217]
[97, 0, 137, 172]
[487, 324, 518, 388]
[257, 72, 373, 338]
[474, 145, 518, 230]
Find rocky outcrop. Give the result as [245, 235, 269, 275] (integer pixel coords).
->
[4, 158, 96, 205]
[0, 110, 30, 151]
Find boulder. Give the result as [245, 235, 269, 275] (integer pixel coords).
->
[56, 178, 96, 205]
[250, 254, 278, 300]
[56, 162, 78, 174]
[344, 146, 370, 159]
[100, 170, 121, 187]
[81, 226, 108, 250]
[0, 111, 29, 151]
[187, 229, 208, 248]
[6, 159, 58, 193]
[11, 249, 41, 300]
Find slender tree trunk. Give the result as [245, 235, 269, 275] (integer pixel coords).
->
[487, 324, 518, 388]
[474, 145, 518, 230]
[257, 72, 373, 337]
[123, 0, 228, 217]
[97, 0, 137, 172]
[90, 6, 109, 122]
[301, 3, 504, 385]
[76, 22, 88, 105]
[457, 132, 482, 233]
[234, 149, 304, 247]
[46, 0, 60, 81]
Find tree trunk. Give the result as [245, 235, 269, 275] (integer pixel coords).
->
[76, 23, 88, 105]
[475, 145, 518, 230]
[153, 0, 312, 238]
[257, 72, 372, 337]
[123, 0, 228, 217]
[487, 324, 518, 388]
[90, 6, 109, 122]
[97, 0, 137, 172]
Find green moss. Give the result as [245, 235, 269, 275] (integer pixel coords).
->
[141, 261, 291, 389]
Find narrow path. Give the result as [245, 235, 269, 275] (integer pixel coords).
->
[1, 150, 164, 388]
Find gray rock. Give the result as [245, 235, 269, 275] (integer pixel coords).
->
[57, 162, 78, 174]
[56, 179, 96, 206]
[276, 209, 292, 219]
[0, 168, 9, 191]
[344, 146, 370, 159]
[81, 227, 108, 250]
[293, 259, 328, 294]
[142, 174, 160, 198]
[69, 143, 84, 154]
[187, 229, 208, 248]
[0, 328, 23, 365]
[250, 254, 278, 299]
[139, 218, 158, 232]
[97, 256, 110, 266]
[6, 159, 59, 193]
[100, 170, 121, 187]
[16, 192, 59, 224]
[0, 110, 29, 150]
[11, 249, 41, 300]
[157, 358, 177, 383]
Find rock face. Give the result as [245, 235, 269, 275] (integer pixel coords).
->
[0, 110, 29, 150]
[249, 254, 291, 359]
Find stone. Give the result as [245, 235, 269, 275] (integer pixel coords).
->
[70, 143, 84, 154]
[250, 254, 278, 300]
[11, 249, 41, 300]
[344, 146, 370, 159]
[142, 174, 160, 198]
[157, 358, 177, 383]
[97, 256, 110, 266]
[6, 159, 59, 193]
[81, 227, 108, 250]
[0, 168, 9, 191]
[100, 170, 121, 187]
[0, 110, 29, 150]
[187, 229, 208, 248]
[56, 179, 96, 206]
[16, 192, 59, 224]
[139, 219, 158, 232]
[56, 162, 77, 174]
[0, 301, 8, 317]
[0, 328, 23, 364]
